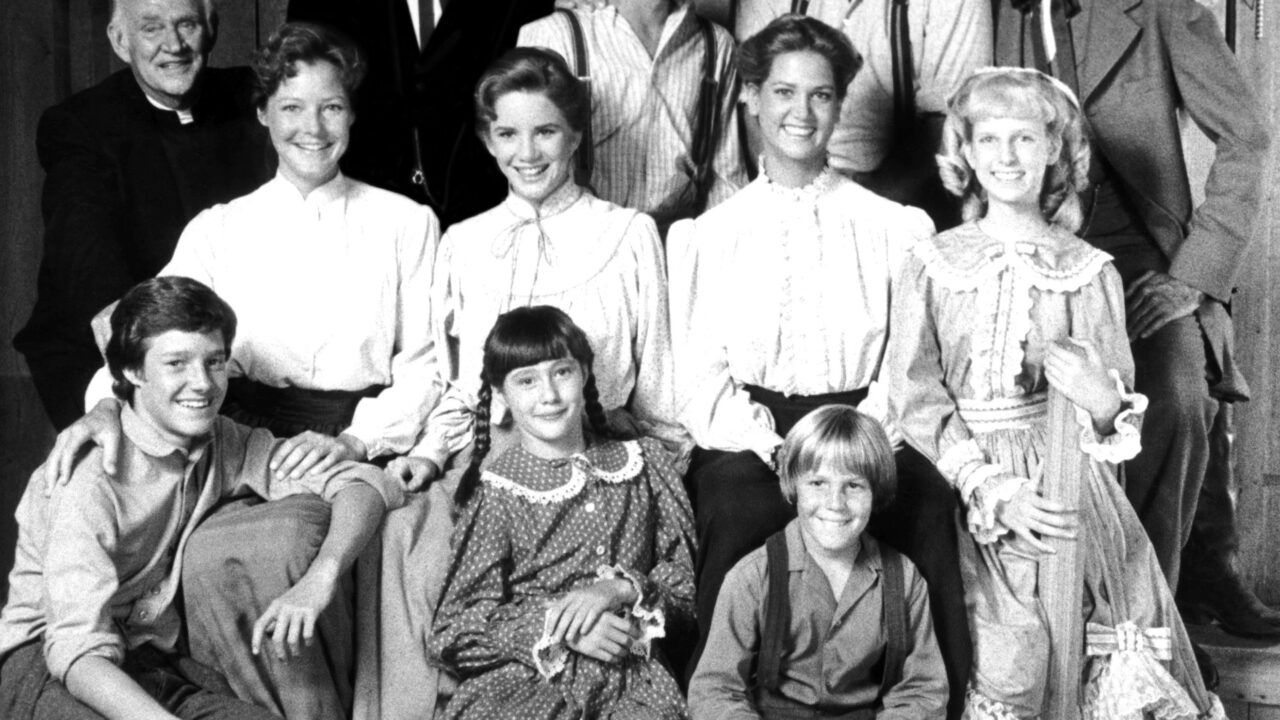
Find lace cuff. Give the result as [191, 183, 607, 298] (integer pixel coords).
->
[1075, 369, 1148, 465]
[966, 472, 1029, 545]
[1081, 621, 1202, 720]
[532, 629, 569, 680]
[597, 565, 665, 658]
[938, 439, 986, 486]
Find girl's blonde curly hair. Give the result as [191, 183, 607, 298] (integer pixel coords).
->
[937, 68, 1091, 231]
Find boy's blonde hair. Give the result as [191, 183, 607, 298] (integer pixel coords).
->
[777, 405, 897, 510]
[937, 68, 1091, 231]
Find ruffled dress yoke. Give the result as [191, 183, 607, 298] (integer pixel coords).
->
[887, 222, 1223, 719]
[430, 438, 696, 720]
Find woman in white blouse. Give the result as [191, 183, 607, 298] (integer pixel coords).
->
[59, 23, 440, 719]
[668, 16, 969, 713]
[390, 46, 682, 487]
[360, 47, 684, 719]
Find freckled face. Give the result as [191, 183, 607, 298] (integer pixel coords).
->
[744, 50, 840, 169]
[483, 91, 582, 207]
[124, 329, 228, 450]
[258, 60, 353, 196]
[795, 463, 873, 559]
[964, 116, 1059, 211]
[499, 357, 588, 460]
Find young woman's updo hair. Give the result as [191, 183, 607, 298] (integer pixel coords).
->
[737, 15, 862, 100]
[777, 405, 897, 511]
[474, 47, 590, 139]
[937, 68, 1091, 231]
[253, 22, 366, 110]
[453, 305, 614, 513]
[107, 276, 237, 402]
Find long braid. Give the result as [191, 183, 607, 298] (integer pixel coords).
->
[453, 381, 493, 517]
[582, 371, 622, 440]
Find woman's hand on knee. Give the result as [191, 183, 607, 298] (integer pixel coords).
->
[44, 397, 124, 493]
[270, 431, 366, 480]
[386, 456, 440, 492]
[566, 613, 634, 664]
[997, 484, 1077, 554]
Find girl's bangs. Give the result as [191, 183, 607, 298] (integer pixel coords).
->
[964, 78, 1056, 126]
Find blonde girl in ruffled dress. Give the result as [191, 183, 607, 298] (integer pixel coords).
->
[429, 306, 695, 720]
[885, 68, 1225, 719]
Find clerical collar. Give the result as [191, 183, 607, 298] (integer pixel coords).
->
[143, 92, 195, 125]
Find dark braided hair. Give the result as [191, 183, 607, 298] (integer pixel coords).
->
[453, 305, 614, 513]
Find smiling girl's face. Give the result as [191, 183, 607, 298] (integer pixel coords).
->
[499, 356, 588, 459]
[744, 50, 840, 173]
[484, 90, 582, 207]
[964, 115, 1059, 212]
[258, 59, 352, 196]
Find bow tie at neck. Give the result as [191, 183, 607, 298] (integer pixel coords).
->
[490, 185, 583, 309]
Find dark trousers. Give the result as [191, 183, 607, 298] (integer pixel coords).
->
[680, 388, 971, 719]
[183, 495, 353, 720]
[0, 640, 277, 720]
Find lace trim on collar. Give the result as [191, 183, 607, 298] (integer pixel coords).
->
[481, 440, 644, 505]
[757, 158, 841, 203]
[915, 222, 1112, 294]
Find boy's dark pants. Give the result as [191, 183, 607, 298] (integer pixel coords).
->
[0, 640, 277, 720]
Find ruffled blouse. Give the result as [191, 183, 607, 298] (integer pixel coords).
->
[886, 220, 1141, 500]
[667, 165, 935, 460]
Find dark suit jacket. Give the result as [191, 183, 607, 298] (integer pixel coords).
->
[995, 0, 1270, 303]
[14, 67, 272, 428]
[287, 0, 555, 227]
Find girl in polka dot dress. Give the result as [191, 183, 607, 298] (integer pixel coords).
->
[429, 305, 695, 719]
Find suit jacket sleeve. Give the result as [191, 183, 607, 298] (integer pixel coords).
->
[1163, 0, 1270, 301]
[30, 104, 136, 358]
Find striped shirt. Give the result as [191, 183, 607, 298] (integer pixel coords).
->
[518, 4, 747, 224]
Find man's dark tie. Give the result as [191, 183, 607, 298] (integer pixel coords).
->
[1015, 0, 1082, 100]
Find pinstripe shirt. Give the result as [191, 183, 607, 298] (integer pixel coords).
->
[518, 4, 747, 224]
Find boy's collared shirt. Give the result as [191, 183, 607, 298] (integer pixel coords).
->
[689, 520, 947, 718]
[0, 404, 403, 683]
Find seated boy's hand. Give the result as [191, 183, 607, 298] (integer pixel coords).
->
[545, 579, 635, 645]
[251, 565, 339, 660]
[566, 613, 635, 664]
[270, 431, 366, 480]
[386, 456, 440, 492]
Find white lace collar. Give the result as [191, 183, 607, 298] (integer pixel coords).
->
[915, 221, 1112, 293]
[756, 158, 842, 204]
[481, 439, 644, 505]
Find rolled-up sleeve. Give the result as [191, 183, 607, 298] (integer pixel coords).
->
[216, 418, 406, 511]
[41, 485, 127, 682]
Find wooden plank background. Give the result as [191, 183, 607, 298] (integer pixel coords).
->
[0, 2, 1276, 609]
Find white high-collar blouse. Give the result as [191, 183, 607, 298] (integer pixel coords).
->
[667, 165, 934, 462]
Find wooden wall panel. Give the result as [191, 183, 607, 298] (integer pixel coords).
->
[1232, 0, 1280, 602]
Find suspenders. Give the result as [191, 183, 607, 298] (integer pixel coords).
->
[556, 9, 721, 206]
[758, 529, 908, 702]
[558, 9, 595, 188]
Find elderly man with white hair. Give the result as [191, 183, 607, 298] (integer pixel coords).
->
[14, 0, 270, 432]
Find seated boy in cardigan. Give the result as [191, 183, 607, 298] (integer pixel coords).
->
[688, 405, 947, 718]
[0, 276, 403, 720]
